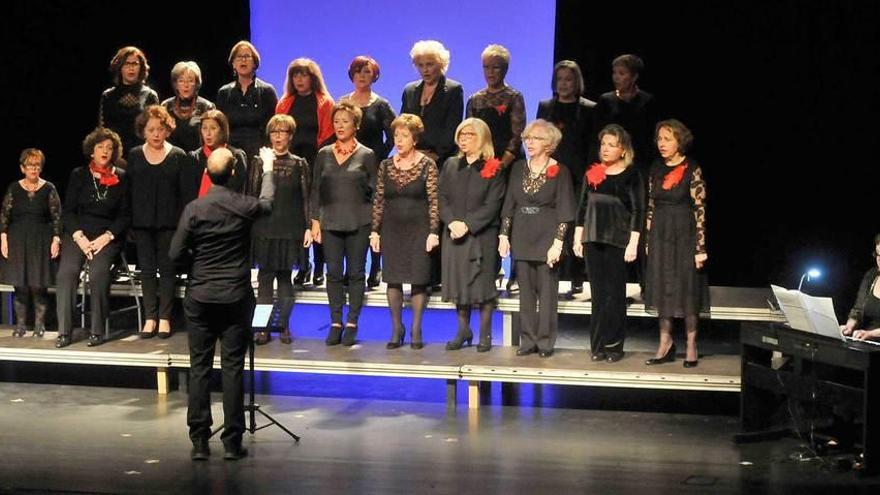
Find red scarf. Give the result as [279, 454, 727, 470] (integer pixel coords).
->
[662, 163, 688, 190]
[89, 161, 119, 186]
[197, 145, 226, 198]
[585, 163, 607, 189]
[480, 157, 501, 179]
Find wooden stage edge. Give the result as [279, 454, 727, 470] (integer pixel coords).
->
[0, 328, 740, 409]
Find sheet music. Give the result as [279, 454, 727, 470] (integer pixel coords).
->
[771, 285, 845, 341]
[771, 285, 813, 332]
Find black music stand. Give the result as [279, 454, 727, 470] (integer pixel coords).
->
[211, 302, 300, 441]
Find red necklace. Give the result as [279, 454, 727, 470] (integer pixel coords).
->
[334, 139, 358, 158]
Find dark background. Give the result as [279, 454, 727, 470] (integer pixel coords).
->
[2, 0, 878, 313]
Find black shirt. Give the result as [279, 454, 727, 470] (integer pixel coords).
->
[349, 95, 395, 161]
[126, 145, 190, 229]
[310, 144, 377, 231]
[401, 76, 463, 166]
[536, 97, 596, 186]
[161, 96, 216, 153]
[216, 78, 278, 158]
[594, 90, 659, 169]
[181, 147, 249, 207]
[99, 84, 160, 154]
[62, 166, 131, 239]
[577, 165, 645, 249]
[169, 173, 275, 304]
[290, 92, 320, 165]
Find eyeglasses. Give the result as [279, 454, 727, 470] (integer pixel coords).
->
[123, 60, 141, 67]
[523, 135, 547, 142]
[23, 163, 42, 169]
[234, 54, 253, 60]
[459, 131, 478, 139]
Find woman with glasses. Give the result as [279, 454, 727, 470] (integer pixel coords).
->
[99, 46, 160, 155]
[498, 120, 574, 358]
[0, 149, 62, 338]
[162, 61, 216, 153]
[216, 41, 278, 162]
[841, 235, 880, 342]
[250, 114, 312, 345]
[573, 124, 644, 363]
[440, 118, 506, 352]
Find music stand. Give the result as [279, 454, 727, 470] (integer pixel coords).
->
[211, 303, 300, 441]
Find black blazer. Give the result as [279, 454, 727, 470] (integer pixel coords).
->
[401, 76, 463, 166]
[536, 97, 596, 184]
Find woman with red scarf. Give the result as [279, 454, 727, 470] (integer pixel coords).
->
[574, 124, 645, 363]
[643, 119, 708, 368]
[276, 58, 335, 287]
[55, 128, 131, 348]
[181, 110, 248, 207]
[498, 119, 574, 358]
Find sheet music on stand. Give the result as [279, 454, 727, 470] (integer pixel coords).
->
[771, 285, 880, 346]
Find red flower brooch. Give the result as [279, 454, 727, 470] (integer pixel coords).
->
[546, 164, 560, 178]
[480, 157, 501, 179]
[662, 164, 688, 190]
[585, 163, 607, 189]
[493, 104, 508, 116]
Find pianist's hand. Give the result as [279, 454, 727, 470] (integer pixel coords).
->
[852, 329, 879, 341]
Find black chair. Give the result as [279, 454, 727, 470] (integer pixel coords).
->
[77, 251, 143, 340]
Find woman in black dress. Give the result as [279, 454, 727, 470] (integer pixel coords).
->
[370, 114, 439, 349]
[342, 56, 396, 289]
[0, 149, 61, 338]
[250, 114, 312, 345]
[440, 118, 506, 352]
[498, 120, 574, 358]
[55, 128, 131, 348]
[128, 105, 188, 338]
[536, 60, 597, 299]
[99, 46, 160, 156]
[161, 61, 216, 153]
[644, 119, 708, 367]
[180, 110, 249, 206]
[216, 41, 278, 162]
[311, 101, 377, 346]
[573, 124, 644, 363]
[276, 58, 336, 287]
[841, 234, 880, 342]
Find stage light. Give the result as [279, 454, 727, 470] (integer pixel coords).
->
[797, 268, 822, 292]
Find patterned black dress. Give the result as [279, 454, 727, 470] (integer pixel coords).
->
[0, 182, 62, 287]
[644, 159, 709, 318]
[371, 156, 439, 285]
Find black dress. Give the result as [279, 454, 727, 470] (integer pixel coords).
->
[644, 159, 709, 318]
[0, 182, 62, 287]
[466, 86, 526, 161]
[161, 96, 216, 153]
[99, 84, 160, 154]
[439, 156, 506, 304]
[594, 91, 659, 169]
[371, 156, 439, 285]
[250, 152, 310, 270]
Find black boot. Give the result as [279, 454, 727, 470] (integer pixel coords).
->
[32, 291, 48, 338]
[12, 293, 28, 338]
[326, 324, 343, 346]
[341, 324, 358, 346]
[279, 297, 294, 344]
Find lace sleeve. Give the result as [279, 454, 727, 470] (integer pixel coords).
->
[690, 166, 707, 254]
[500, 216, 512, 237]
[555, 222, 569, 241]
[0, 186, 12, 233]
[48, 184, 62, 237]
[506, 92, 526, 155]
[371, 160, 387, 233]
[425, 159, 440, 235]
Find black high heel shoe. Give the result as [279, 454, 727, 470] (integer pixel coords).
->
[325, 325, 343, 346]
[87, 334, 104, 347]
[410, 327, 424, 349]
[55, 335, 71, 348]
[590, 351, 607, 362]
[386, 325, 405, 349]
[12, 326, 27, 338]
[255, 330, 271, 345]
[645, 343, 677, 366]
[445, 328, 473, 350]
[293, 267, 310, 287]
[341, 325, 358, 346]
[683, 359, 699, 368]
[477, 331, 492, 353]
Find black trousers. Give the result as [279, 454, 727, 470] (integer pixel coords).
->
[55, 237, 122, 336]
[516, 260, 560, 352]
[585, 242, 627, 352]
[133, 228, 176, 320]
[323, 225, 369, 325]
[185, 293, 254, 446]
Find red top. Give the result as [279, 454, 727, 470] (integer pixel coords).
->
[275, 91, 335, 146]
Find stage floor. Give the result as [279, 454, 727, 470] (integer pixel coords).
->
[0, 381, 876, 494]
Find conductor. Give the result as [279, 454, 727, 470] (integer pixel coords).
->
[170, 146, 275, 460]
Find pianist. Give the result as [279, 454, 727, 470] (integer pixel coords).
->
[841, 234, 880, 341]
